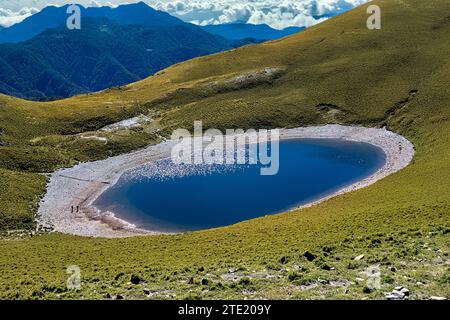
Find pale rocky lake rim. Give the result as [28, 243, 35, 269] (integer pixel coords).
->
[37, 125, 415, 238]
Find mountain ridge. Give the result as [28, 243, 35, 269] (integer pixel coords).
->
[0, 17, 239, 100]
[0, 2, 185, 44]
[200, 23, 304, 41]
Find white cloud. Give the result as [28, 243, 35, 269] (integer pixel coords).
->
[0, 7, 39, 27]
[153, 0, 369, 29]
[89, 1, 101, 7]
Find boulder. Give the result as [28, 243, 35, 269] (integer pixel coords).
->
[130, 275, 142, 285]
[303, 251, 316, 262]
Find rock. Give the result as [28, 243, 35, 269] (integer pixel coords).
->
[239, 277, 251, 286]
[318, 278, 329, 285]
[355, 277, 364, 283]
[143, 288, 150, 295]
[130, 275, 142, 285]
[416, 281, 423, 286]
[228, 268, 237, 273]
[354, 254, 365, 261]
[115, 294, 124, 300]
[321, 264, 332, 271]
[201, 278, 209, 285]
[303, 251, 316, 262]
[430, 296, 446, 301]
[363, 286, 372, 294]
[395, 286, 403, 291]
[385, 290, 405, 300]
[104, 293, 112, 299]
[400, 287, 410, 296]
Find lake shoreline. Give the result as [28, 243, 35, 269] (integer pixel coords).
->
[37, 125, 415, 238]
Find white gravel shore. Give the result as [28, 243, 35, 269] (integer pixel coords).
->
[37, 125, 415, 238]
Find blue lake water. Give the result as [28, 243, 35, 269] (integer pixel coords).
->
[94, 139, 385, 232]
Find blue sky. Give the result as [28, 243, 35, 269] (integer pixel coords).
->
[0, 0, 369, 29]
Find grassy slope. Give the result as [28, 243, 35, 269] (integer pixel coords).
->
[0, 0, 449, 299]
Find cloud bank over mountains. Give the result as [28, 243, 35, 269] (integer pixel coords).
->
[155, 0, 369, 29]
[0, 7, 39, 27]
[0, 0, 369, 29]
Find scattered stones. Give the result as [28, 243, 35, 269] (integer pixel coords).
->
[385, 286, 409, 300]
[101, 115, 151, 132]
[296, 283, 319, 291]
[329, 279, 351, 288]
[400, 287, 410, 296]
[354, 254, 365, 261]
[385, 291, 404, 300]
[429, 296, 446, 301]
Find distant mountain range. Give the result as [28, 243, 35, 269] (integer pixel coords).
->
[200, 23, 304, 41]
[0, 17, 251, 100]
[0, 2, 304, 100]
[0, 2, 185, 44]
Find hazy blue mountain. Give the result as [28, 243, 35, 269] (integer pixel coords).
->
[0, 18, 237, 100]
[200, 23, 304, 41]
[0, 2, 185, 43]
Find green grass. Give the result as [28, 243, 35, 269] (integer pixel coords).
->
[0, 0, 449, 299]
